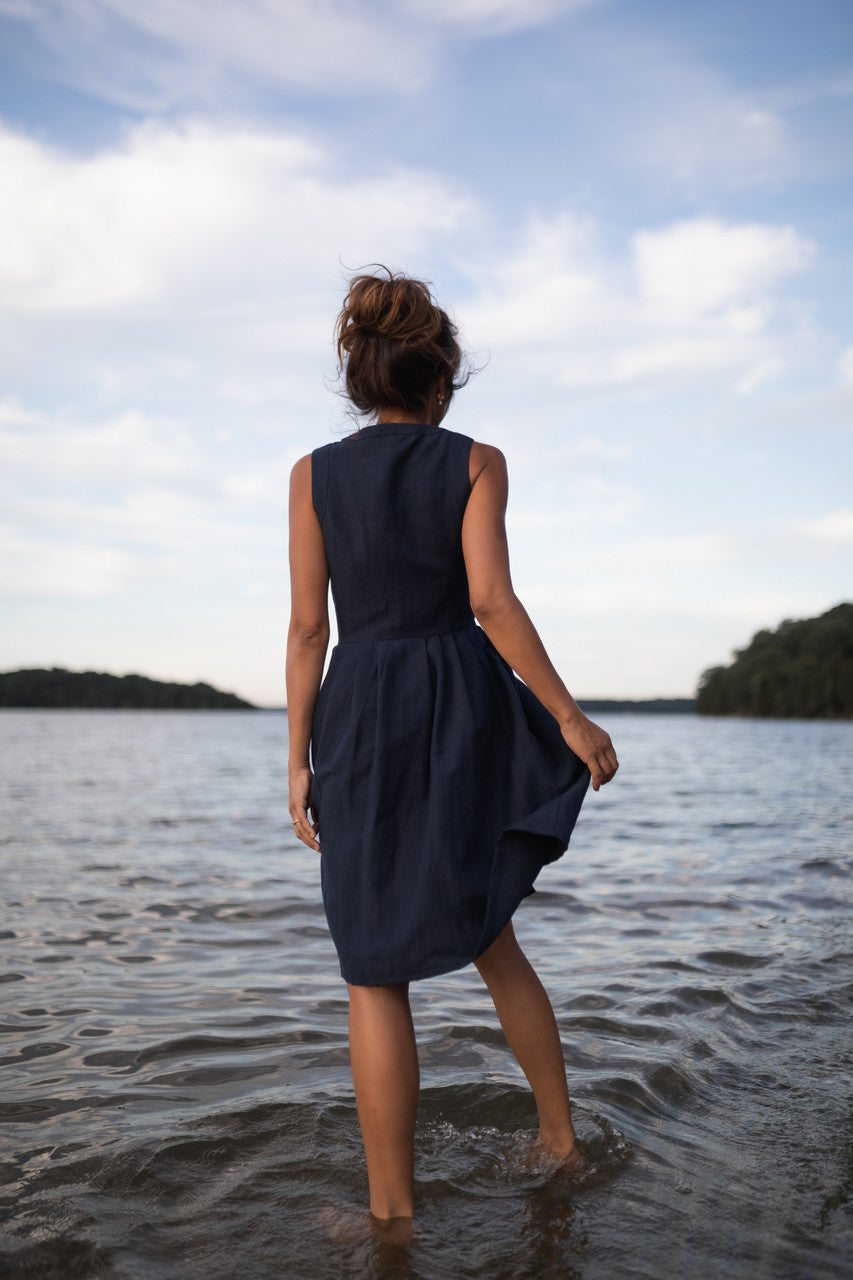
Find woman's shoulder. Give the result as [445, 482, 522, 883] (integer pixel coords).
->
[466, 438, 507, 487]
[437, 426, 503, 461]
[291, 438, 338, 483]
[466, 438, 505, 464]
[290, 452, 312, 482]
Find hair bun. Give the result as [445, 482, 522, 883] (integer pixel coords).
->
[338, 271, 443, 352]
[334, 265, 470, 420]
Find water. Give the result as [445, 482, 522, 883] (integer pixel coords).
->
[1, 710, 850, 1279]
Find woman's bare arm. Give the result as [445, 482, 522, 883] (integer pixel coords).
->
[286, 454, 330, 849]
[461, 442, 618, 790]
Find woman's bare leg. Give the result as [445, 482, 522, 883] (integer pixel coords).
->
[474, 921, 588, 1164]
[347, 981, 419, 1220]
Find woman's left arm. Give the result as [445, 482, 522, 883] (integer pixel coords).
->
[286, 454, 330, 851]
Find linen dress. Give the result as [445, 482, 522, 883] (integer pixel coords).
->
[309, 420, 589, 985]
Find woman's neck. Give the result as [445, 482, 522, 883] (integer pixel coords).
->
[375, 408, 426, 424]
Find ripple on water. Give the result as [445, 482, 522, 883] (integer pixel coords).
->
[800, 857, 851, 876]
[1, 1086, 633, 1279]
[1, 710, 851, 1279]
[563, 1015, 677, 1045]
[695, 950, 774, 969]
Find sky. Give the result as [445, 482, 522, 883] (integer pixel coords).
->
[0, 0, 851, 706]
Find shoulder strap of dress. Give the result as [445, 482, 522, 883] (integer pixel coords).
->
[311, 443, 332, 525]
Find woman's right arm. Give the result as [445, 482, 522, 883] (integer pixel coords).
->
[461, 442, 618, 791]
[286, 453, 331, 849]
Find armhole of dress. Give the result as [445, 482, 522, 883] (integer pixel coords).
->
[311, 445, 330, 525]
[451, 432, 477, 531]
[457, 433, 476, 507]
[463, 434, 475, 494]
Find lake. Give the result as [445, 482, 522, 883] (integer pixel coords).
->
[1, 710, 850, 1279]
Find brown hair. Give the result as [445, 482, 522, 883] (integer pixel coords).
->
[335, 267, 470, 422]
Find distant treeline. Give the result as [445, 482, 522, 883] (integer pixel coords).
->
[696, 603, 853, 719]
[578, 698, 694, 714]
[0, 668, 256, 710]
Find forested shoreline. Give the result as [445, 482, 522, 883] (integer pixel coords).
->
[696, 603, 852, 718]
[0, 668, 256, 710]
[6, 602, 852, 718]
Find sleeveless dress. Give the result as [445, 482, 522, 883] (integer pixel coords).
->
[310, 420, 590, 985]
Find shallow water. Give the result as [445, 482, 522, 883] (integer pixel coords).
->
[0, 710, 851, 1279]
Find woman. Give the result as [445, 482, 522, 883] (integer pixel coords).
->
[287, 268, 618, 1225]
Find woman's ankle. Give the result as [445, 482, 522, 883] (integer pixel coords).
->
[369, 1202, 415, 1222]
[537, 1125, 577, 1158]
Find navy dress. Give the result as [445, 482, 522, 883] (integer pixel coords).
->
[310, 421, 589, 985]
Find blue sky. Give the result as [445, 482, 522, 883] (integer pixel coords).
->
[1, 0, 851, 705]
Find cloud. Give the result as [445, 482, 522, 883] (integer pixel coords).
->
[509, 475, 641, 530]
[460, 213, 815, 393]
[0, 120, 471, 317]
[1, 1, 423, 103]
[459, 214, 608, 347]
[6, 119, 817, 412]
[0, 119, 837, 702]
[633, 218, 811, 319]
[801, 510, 853, 543]
[403, 0, 598, 34]
[0, 0, 598, 106]
[0, 394, 298, 602]
[0, 528, 133, 596]
[0, 116, 480, 417]
[0, 402, 197, 482]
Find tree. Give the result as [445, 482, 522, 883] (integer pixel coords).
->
[695, 604, 853, 718]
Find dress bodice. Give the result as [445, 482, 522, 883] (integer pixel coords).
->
[311, 422, 475, 643]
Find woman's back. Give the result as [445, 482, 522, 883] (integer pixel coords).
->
[311, 422, 474, 643]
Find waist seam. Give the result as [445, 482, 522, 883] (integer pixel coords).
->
[336, 623, 478, 646]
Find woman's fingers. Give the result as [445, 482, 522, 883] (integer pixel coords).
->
[291, 808, 320, 851]
[568, 719, 619, 791]
[590, 749, 619, 790]
[289, 775, 321, 851]
[289, 764, 320, 849]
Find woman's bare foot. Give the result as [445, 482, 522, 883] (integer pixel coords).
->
[317, 1205, 417, 1246]
[536, 1136, 597, 1181]
[369, 1213, 416, 1246]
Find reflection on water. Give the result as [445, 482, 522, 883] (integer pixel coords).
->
[0, 710, 851, 1279]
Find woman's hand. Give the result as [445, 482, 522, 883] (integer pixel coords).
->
[560, 713, 619, 792]
[289, 765, 320, 851]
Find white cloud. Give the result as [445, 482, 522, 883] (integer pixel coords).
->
[0, 121, 471, 317]
[0, 0, 598, 106]
[7, 121, 818, 415]
[0, 528, 133, 595]
[633, 219, 812, 319]
[1, 1, 423, 102]
[461, 215, 609, 347]
[461, 213, 815, 393]
[403, 0, 598, 33]
[801, 510, 853, 543]
[0, 402, 196, 482]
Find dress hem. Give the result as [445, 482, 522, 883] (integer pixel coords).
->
[336, 884, 537, 987]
